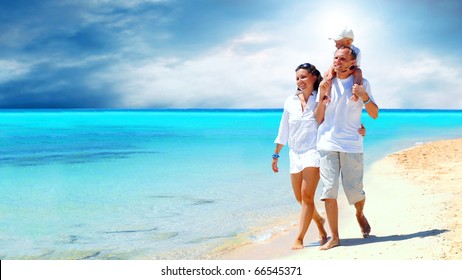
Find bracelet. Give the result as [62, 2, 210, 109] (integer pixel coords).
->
[363, 98, 371, 105]
[272, 153, 280, 159]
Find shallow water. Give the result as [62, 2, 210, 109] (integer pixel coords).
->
[0, 109, 461, 259]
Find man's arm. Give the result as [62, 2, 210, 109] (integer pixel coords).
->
[352, 84, 378, 119]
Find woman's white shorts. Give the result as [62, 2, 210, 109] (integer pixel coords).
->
[289, 149, 320, 174]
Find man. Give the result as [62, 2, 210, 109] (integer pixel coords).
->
[315, 46, 379, 250]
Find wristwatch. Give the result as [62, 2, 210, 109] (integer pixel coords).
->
[272, 153, 280, 159]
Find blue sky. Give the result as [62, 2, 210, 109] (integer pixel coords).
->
[1, 0, 461, 109]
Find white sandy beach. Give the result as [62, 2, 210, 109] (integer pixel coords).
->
[215, 138, 462, 260]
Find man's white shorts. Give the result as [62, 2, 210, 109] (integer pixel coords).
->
[319, 151, 365, 205]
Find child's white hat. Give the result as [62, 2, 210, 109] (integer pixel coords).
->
[329, 27, 354, 41]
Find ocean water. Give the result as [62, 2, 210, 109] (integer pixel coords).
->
[0, 109, 461, 260]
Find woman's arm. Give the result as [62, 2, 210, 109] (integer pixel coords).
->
[315, 79, 332, 124]
[272, 143, 284, 173]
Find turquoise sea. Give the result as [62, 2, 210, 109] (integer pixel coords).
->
[1, 109, 461, 260]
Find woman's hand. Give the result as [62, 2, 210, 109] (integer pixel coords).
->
[272, 158, 279, 173]
[358, 124, 366, 137]
[319, 78, 332, 105]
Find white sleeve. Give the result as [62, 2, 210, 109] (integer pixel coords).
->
[363, 79, 374, 103]
[274, 104, 289, 145]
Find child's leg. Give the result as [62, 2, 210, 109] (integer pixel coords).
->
[353, 67, 363, 85]
[350, 67, 363, 102]
[324, 65, 336, 81]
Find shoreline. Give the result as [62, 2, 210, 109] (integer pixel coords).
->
[214, 138, 462, 260]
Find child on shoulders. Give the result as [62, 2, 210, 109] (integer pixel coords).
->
[324, 27, 363, 102]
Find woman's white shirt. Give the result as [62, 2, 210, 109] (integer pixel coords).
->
[274, 91, 319, 153]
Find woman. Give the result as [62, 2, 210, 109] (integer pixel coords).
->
[272, 63, 327, 250]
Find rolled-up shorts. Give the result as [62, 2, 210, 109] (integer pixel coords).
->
[289, 149, 320, 174]
[319, 150, 365, 205]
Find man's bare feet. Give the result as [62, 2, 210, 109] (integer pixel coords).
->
[356, 215, 371, 238]
[319, 238, 340, 250]
[315, 217, 328, 245]
[291, 239, 304, 250]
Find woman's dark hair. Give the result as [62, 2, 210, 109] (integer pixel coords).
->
[295, 63, 323, 91]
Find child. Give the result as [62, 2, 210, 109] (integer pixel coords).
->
[324, 27, 363, 102]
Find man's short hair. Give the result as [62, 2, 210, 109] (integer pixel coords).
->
[336, 46, 357, 60]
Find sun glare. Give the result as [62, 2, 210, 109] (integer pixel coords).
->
[309, 0, 368, 42]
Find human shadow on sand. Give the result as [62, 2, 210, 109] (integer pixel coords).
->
[339, 229, 449, 247]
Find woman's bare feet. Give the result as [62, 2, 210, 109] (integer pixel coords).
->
[319, 238, 340, 250]
[291, 239, 305, 250]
